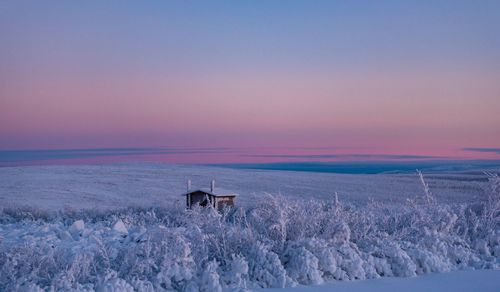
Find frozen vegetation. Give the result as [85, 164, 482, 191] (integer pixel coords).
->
[0, 167, 498, 291]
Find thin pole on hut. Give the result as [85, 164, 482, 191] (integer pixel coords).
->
[186, 179, 191, 207]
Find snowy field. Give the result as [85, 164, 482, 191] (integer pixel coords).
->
[0, 163, 499, 291]
[0, 163, 493, 210]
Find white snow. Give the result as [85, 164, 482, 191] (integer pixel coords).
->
[0, 163, 498, 291]
[267, 269, 500, 292]
[0, 163, 492, 211]
[71, 219, 85, 232]
[112, 219, 128, 235]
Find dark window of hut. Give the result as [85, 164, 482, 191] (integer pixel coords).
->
[200, 198, 209, 207]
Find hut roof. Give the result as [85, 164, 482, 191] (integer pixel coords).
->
[181, 188, 238, 197]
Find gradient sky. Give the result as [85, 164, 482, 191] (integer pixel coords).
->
[1, 1, 499, 161]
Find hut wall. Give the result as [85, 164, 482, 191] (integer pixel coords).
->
[216, 196, 235, 210]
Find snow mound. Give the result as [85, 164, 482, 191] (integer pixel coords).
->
[112, 219, 128, 235]
[70, 219, 85, 232]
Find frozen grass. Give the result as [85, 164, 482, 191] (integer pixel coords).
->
[0, 172, 498, 291]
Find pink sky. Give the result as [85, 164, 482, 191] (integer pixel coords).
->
[1, 1, 499, 162]
[2, 69, 499, 159]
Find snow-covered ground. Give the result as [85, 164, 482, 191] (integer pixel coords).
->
[0, 163, 492, 210]
[0, 163, 498, 291]
[267, 269, 500, 292]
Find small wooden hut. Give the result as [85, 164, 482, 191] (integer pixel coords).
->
[182, 180, 236, 210]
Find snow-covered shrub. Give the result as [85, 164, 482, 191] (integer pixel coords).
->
[283, 241, 323, 285]
[483, 172, 500, 235]
[245, 241, 288, 288]
[333, 242, 367, 280]
[374, 240, 416, 277]
[97, 270, 134, 292]
[0, 171, 499, 290]
[299, 238, 339, 279]
[220, 254, 249, 289]
[247, 194, 292, 254]
[196, 259, 221, 292]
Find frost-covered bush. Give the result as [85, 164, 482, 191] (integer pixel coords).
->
[246, 241, 288, 288]
[283, 241, 323, 285]
[0, 173, 499, 291]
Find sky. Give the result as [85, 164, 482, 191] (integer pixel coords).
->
[1, 1, 499, 163]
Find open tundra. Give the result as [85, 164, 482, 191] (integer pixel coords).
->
[0, 164, 499, 291]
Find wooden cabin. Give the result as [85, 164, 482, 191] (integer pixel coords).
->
[182, 180, 237, 211]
